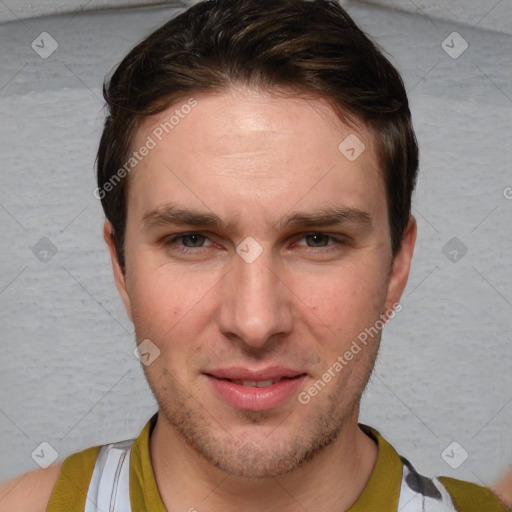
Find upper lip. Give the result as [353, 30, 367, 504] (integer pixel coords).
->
[205, 366, 306, 381]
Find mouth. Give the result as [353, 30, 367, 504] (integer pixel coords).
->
[204, 369, 307, 411]
[216, 376, 300, 387]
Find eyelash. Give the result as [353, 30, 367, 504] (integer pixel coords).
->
[161, 232, 346, 255]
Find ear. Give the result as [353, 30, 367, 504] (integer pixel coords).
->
[103, 220, 133, 322]
[383, 215, 417, 314]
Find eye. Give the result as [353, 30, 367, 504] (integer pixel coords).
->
[160, 231, 347, 257]
[298, 233, 333, 247]
[177, 233, 209, 247]
[162, 232, 213, 253]
[295, 233, 344, 251]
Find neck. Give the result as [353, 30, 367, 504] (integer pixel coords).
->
[149, 409, 378, 512]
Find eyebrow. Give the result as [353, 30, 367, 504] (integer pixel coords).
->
[142, 203, 372, 232]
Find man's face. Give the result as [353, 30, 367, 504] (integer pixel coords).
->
[106, 85, 415, 478]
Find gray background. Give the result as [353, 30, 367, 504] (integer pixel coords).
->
[1, 0, 511, 495]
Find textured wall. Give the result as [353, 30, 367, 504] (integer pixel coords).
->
[0, 0, 183, 23]
[0, 0, 511, 496]
[365, 0, 512, 35]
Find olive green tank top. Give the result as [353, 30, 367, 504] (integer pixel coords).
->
[46, 413, 507, 511]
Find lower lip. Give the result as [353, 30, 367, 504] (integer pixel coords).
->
[205, 375, 307, 411]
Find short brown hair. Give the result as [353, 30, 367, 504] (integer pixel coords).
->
[96, 0, 419, 269]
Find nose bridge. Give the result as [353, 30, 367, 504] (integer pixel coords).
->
[219, 246, 291, 349]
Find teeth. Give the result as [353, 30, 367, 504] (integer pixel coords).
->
[230, 378, 282, 387]
[255, 379, 275, 388]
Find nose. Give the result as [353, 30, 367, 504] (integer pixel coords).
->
[218, 245, 293, 351]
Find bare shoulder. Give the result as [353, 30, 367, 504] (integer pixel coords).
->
[0, 461, 63, 512]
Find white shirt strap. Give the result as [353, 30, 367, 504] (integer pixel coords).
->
[84, 439, 134, 512]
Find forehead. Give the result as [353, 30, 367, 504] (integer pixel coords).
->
[127, 86, 385, 227]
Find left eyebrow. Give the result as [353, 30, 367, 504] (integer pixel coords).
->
[277, 206, 372, 231]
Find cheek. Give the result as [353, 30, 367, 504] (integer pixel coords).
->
[126, 256, 219, 355]
[127, 261, 187, 337]
[294, 260, 389, 335]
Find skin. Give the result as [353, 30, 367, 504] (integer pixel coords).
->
[0, 84, 416, 512]
[105, 84, 416, 511]
[0, 462, 62, 512]
[492, 468, 512, 508]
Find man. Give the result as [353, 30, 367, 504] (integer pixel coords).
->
[0, 0, 508, 510]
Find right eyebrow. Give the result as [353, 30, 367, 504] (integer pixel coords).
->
[142, 204, 229, 230]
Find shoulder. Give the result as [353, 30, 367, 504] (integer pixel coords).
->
[438, 475, 509, 512]
[395, 451, 508, 512]
[0, 444, 100, 512]
[0, 461, 63, 512]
